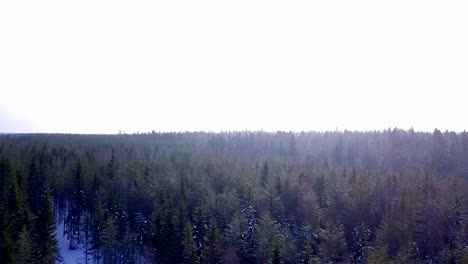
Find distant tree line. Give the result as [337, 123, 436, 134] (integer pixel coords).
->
[0, 129, 467, 263]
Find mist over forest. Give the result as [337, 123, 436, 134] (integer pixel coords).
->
[0, 130, 467, 263]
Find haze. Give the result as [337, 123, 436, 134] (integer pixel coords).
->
[1, 0, 467, 134]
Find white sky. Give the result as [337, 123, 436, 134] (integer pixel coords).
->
[1, 0, 467, 134]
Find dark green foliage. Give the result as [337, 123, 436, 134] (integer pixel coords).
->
[256, 213, 281, 263]
[182, 223, 198, 264]
[27, 158, 45, 217]
[92, 199, 105, 261]
[261, 162, 269, 187]
[31, 190, 59, 264]
[0, 159, 31, 264]
[318, 223, 347, 262]
[367, 219, 391, 264]
[102, 216, 118, 264]
[1, 161, 31, 238]
[14, 226, 33, 264]
[0, 131, 468, 263]
[149, 193, 181, 263]
[0, 210, 14, 264]
[65, 161, 85, 249]
[202, 219, 224, 264]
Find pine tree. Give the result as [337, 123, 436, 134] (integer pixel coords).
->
[302, 225, 320, 264]
[313, 174, 327, 208]
[202, 219, 224, 264]
[367, 243, 391, 264]
[241, 203, 257, 263]
[27, 158, 45, 217]
[281, 228, 299, 263]
[193, 205, 208, 254]
[446, 195, 468, 264]
[272, 245, 282, 264]
[149, 194, 179, 263]
[0, 211, 14, 264]
[226, 212, 248, 262]
[0, 159, 32, 264]
[102, 216, 118, 264]
[14, 226, 33, 264]
[31, 190, 60, 264]
[182, 223, 198, 264]
[367, 221, 391, 264]
[83, 213, 92, 264]
[92, 199, 105, 262]
[2, 160, 31, 239]
[256, 213, 280, 263]
[318, 223, 347, 263]
[394, 241, 419, 264]
[261, 162, 269, 187]
[66, 161, 85, 249]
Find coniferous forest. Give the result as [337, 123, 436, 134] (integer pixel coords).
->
[0, 130, 467, 264]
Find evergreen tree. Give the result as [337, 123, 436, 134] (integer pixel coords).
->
[226, 212, 249, 262]
[367, 243, 391, 263]
[394, 241, 419, 264]
[281, 229, 299, 263]
[261, 162, 269, 187]
[302, 226, 320, 264]
[367, 221, 391, 264]
[318, 223, 347, 263]
[182, 223, 198, 264]
[313, 174, 327, 208]
[149, 194, 178, 263]
[27, 158, 45, 217]
[65, 161, 85, 248]
[1, 160, 31, 239]
[14, 226, 33, 264]
[92, 199, 105, 262]
[202, 219, 224, 264]
[256, 213, 280, 264]
[31, 190, 59, 264]
[1, 130, 468, 264]
[102, 216, 118, 264]
[0, 211, 14, 264]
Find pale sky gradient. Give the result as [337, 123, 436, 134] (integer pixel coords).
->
[1, 1, 467, 133]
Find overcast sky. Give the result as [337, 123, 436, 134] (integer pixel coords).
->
[1, 1, 467, 134]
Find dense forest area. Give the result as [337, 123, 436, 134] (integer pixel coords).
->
[0, 129, 467, 263]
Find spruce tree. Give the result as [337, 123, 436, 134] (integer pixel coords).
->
[2, 160, 31, 240]
[14, 226, 33, 264]
[256, 213, 280, 263]
[318, 223, 347, 263]
[27, 158, 45, 217]
[302, 225, 320, 264]
[202, 219, 223, 264]
[31, 190, 59, 264]
[367, 221, 391, 264]
[92, 199, 105, 262]
[102, 216, 118, 264]
[182, 222, 199, 264]
[261, 162, 269, 187]
[367, 241, 391, 264]
[66, 161, 85, 249]
[149, 194, 178, 263]
[0, 211, 14, 264]
[226, 212, 248, 262]
[394, 243, 413, 264]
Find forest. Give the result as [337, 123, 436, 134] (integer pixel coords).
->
[0, 129, 467, 264]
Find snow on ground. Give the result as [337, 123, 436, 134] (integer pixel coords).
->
[55, 220, 89, 264]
